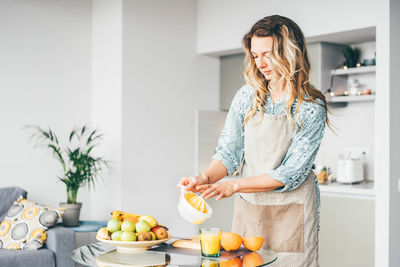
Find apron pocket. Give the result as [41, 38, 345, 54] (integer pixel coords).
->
[232, 194, 304, 253]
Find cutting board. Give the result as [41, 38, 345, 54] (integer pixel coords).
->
[149, 237, 252, 260]
[171, 236, 201, 250]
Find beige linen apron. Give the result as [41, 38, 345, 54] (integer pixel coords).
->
[231, 112, 319, 267]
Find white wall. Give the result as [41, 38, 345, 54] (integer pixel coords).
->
[388, 1, 400, 264]
[317, 102, 375, 179]
[197, 0, 378, 55]
[0, 0, 92, 210]
[90, 0, 123, 220]
[121, 0, 219, 236]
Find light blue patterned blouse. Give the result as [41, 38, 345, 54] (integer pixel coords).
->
[212, 84, 327, 220]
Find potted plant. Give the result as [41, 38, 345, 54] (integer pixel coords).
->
[26, 125, 108, 226]
[342, 45, 361, 68]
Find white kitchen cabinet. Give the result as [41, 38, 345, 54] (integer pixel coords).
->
[195, 110, 228, 176]
[308, 42, 347, 93]
[220, 53, 245, 110]
[319, 196, 374, 267]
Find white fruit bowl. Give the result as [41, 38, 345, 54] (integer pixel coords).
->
[177, 186, 212, 224]
[96, 234, 172, 253]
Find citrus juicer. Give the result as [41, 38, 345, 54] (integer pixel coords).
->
[177, 185, 212, 224]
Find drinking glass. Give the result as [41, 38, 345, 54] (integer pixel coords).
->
[200, 228, 222, 257]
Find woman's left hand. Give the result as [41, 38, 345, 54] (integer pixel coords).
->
[196, 180, 238, 200]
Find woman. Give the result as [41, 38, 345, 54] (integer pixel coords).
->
[178, 15, 329, 266]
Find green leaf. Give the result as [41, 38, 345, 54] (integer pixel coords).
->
[24, 124, 110, 203]
[87, 130, 97, 145]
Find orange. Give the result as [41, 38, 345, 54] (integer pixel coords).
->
[185, 192, 208, 213]
[220, 257, 242, 267]
[123, 216, 139, 225]
[242, 252, 263, 267]
[242, 236, 264, 251]
[221, 232, 242, 252]
[184, 192, 196, 201]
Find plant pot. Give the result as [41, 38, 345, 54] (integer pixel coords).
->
[345, 59, 357, 68]
[59, 202, 82, 227]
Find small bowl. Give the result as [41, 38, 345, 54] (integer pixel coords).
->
[96, 234, 172, 253]
[177, 186, 212, 224]
[363, 58, 375, 66]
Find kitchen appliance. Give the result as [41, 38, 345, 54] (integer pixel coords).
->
[337, 158, 364, 184]
[177, 186, 212, 224]
[348, 78, 360, 96]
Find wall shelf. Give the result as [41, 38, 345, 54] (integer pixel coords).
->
[331, 65, 376, 76]
[319, 181, 375, 199]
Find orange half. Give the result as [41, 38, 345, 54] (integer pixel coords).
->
[184, 193, 208, 213]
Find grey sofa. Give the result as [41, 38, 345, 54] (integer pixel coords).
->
[0, 187, 75, 267]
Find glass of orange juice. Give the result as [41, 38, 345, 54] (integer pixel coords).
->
[200, 228, 222, 257]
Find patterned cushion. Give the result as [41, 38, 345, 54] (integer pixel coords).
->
[0, 196, 64, 250]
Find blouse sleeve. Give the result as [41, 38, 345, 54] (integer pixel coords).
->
[268, 101, 327, 192]
[212, 85, 253, 176]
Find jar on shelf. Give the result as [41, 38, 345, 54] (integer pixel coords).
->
[348, 78, 360, 96]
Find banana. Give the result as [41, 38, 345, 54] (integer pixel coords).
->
[110, 211, 159, 228]
[110, 210, 141, 222]
[96, 227, 111, 240]
[139, 215, 158, 228]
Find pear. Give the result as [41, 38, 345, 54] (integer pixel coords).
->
[136, 220, 151, 233]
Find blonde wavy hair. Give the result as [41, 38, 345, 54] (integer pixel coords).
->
[243, 15, 331, 130]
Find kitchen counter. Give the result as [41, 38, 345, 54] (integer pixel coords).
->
[319, 181, 375, 199]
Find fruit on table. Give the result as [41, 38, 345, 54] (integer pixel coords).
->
[242, 252, 263, 267]
[136, 220, 151, 233]
[111, 231, 122, 241]
[185, 192, 207, 213]
[111, 210, 140, 223]
[121, 220, 135, 232]
[316, 167, 330, 184]
[121, 231, 137, 241]
[150, 232, 156, 240]
[96, 227, 111, 240]
[123, 216, 139, 225]
[137, 232, 153, 241]
[221, 232, 242, 252]
[107, 218, 122, 233]
[242, 236, 264, 251]
[151, 225, 168, 240]
[139, 215, 158, 228]
[103, 210, 169, 242]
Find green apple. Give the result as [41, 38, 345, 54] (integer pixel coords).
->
[107, 218, 121, 233]
[150, 232, 156, 240]
[111, 231, 122, 241]
[121, 220, 135, 232]
[135, 220, 151, 233]
[121, 231, 137, 241]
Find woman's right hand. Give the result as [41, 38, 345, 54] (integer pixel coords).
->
[177, 173, 209, 193]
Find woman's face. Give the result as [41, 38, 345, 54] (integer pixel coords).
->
[250, 36, 276, 81]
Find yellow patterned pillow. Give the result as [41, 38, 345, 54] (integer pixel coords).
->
[0, 196, 64, 250]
